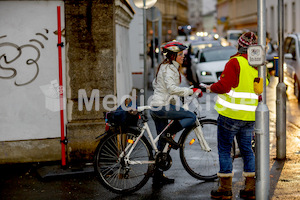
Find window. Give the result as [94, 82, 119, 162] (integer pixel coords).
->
[271, 6, 275, 39]
[284, 37, 292, 53]
[199, 48, 236, 63]
[284, 37, 296, 58]
[284, 4, 287, 32]
[266, 8, 268, 31]
[289, 39, 296, 58]
[229, 33, 242, 40]
[292, 2, 296, 32]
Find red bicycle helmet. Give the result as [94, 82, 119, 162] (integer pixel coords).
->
[161, 41, 187, 53]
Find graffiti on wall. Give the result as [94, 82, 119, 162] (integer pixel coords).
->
[0, 29, 48, 86]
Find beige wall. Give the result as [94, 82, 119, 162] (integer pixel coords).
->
[217, 0, 257, 36]
[229, 0, 257, 31]
[152, 0, 189, 42]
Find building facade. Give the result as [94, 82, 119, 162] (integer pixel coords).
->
[188, 0, 203, 32]
[266, 0, 300, 43]
[216, 0, 257, 37]
[0, 0, 135, 164]
[0, 0, 191, 165]
[201, 0, 217, 33]
[217, 0, 300, 43]
[153, 0, 189, 42]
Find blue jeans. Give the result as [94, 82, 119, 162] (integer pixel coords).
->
[150, 104, 196, 150]
[217, 114, 255, 174]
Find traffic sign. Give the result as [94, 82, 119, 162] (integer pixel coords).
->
[146, 6, 161, 22]
[247, 45, 265, 66]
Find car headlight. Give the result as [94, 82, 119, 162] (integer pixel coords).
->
[201, 71, 212, 76]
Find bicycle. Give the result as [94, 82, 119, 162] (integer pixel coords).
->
[93, 94, 236, 194]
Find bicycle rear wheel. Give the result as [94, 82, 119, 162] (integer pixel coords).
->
[179, 119, 219, 180]
[94, 131, 154, 194]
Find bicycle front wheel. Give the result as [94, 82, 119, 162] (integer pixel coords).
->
[180, 119, 219, 180]
[94, 131, 154, 194]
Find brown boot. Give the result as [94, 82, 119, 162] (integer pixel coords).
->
[211, 173, 233, 200]
[240, 172, 255, 199]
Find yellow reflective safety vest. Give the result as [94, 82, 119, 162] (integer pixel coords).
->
[215, 56, 261, 121]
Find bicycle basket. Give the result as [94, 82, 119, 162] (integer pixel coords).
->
[105, 110, 139, 127]
[104, 98, 139, 127]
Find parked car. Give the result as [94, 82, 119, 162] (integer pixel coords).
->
[191, 46, 237, 84]
[284, 33, 300, 100]
[190, 40, 222, 58]
[184, 40, 223, 85]
[225, 30, 243, 48]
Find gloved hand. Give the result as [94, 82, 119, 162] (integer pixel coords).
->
[192, 88, 203, 98]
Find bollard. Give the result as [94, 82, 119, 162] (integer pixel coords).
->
[274, 57, 279, 77]
[255, 103, 270, 200]
[276, 82, 286, 159]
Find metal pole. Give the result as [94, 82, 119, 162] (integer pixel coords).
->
[57, 6, 66, 167]
[143, 0, 148, 106]
[152, 8, 155, 68]
[256, 0, 270, 199]
[276, 0, 286, 160]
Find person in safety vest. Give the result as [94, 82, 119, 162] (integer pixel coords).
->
[206, 32, 265, 200]
[150, 41, 203, 188]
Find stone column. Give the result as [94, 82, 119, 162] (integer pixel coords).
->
[65, 0, 133, 163]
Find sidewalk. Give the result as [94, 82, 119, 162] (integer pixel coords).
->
[267, 76, 300, 200]
[151, 73, 300, 199]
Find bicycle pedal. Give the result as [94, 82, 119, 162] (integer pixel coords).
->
[161, 135, 180, 149]
[168, 143, 181, 150]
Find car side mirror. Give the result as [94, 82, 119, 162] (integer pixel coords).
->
[193, 58, 198, 64]
[284, 53, 293, 59]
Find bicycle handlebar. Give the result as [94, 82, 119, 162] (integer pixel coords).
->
[137, 106, 152, 112]
[136, 83, 209, 112]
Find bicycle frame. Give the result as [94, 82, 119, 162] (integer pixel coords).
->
[122, 100, 212, 165]
[94, 90, 220, 195]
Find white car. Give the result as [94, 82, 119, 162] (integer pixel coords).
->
[284, 33, 300, 100]
[190, 40, 222, 58]
[226, 30, 243, 47]
[191, 46, 237, 84]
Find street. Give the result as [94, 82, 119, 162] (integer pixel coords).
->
[0, 76, 300, 200]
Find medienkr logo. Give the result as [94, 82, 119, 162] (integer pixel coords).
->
[78, 89, 140, 111]
[78, 88, 217, 112]
[41, 81, 218, 112]
[40, 80, 66, 112]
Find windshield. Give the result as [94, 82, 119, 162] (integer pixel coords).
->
[229, 33, 242, 40]
[199, 48, 237, 62]
[191, 42, 221, 54]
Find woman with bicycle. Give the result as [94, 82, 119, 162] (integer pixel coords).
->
[150, 41, 202, 187]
